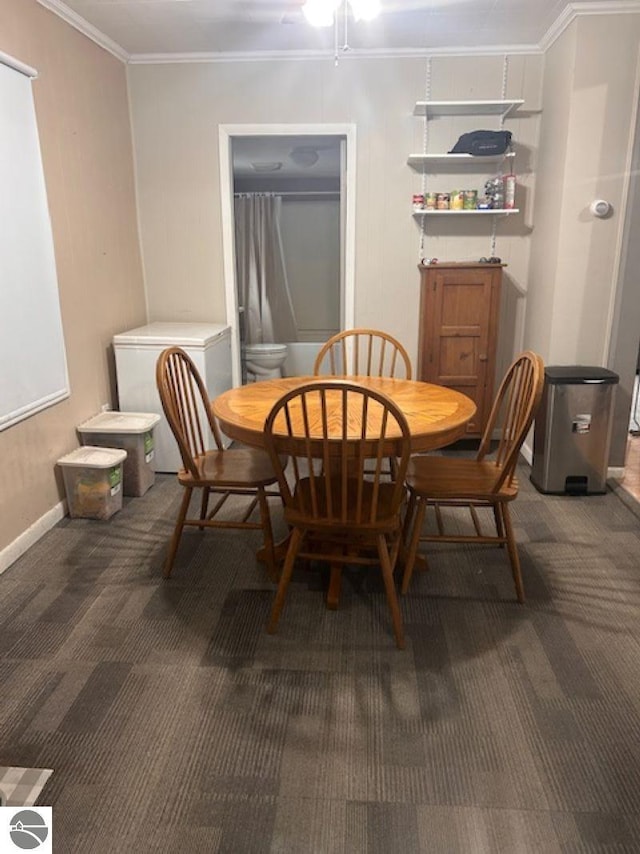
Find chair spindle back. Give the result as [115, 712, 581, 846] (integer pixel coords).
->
[156, 347, 224, 476]
[476, 350, 544, 491]
[313, 329, 412, 380]
[265, 381, 410, 526]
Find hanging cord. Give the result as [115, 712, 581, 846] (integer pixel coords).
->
[344, 0, 349, 51]
[490, 54, 510, 257]
[419, 57, 432, 260]
[500, 54, 509, 129]
[421, 57, 431, 198]
[490, 217, 497, 258]
[334, 0, 350, 65]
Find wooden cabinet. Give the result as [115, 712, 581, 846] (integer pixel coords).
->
[418, 262, 503, 435]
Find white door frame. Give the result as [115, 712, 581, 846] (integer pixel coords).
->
[219, 123, 357, 386]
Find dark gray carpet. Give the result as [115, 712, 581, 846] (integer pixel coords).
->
[1, 464, 640, 852]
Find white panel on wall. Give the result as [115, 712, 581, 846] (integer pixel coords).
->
[0, 57, 69, 432]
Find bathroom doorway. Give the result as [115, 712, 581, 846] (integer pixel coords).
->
[219, 124, 356, 386]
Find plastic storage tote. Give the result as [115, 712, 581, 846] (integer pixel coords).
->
[77, 411, 161, 497]
[530, 365, 619, 495]
[58, 446, 127, 520]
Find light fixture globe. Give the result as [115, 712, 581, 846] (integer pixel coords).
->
[302, 0, 381, 27]
[302, 0, 340, 27]
[289, 146, 320, 168]
[349, 0, 381, 21]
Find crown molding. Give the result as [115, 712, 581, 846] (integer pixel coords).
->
[571, 0, 640, 12]
[36, 0, 129, 63]
[540, 0, 640, 51]
[128, 44, 542, 66]
[36, 0, 640, 66]
[539, 3, 577, 51]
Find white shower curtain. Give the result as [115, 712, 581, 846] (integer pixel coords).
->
[234, 194, 298, 345]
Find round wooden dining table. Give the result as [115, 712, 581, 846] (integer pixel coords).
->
[213, 375, 476, 608]
[213, 375, 476, 453]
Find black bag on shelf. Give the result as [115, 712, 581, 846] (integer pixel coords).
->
[448, 129, 512, 156]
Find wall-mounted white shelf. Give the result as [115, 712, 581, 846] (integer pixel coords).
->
[407, 151, 515, 170]
[413, 99, 524, 119]
[410, 96, 526, 256]
[413, 208, 520, 216]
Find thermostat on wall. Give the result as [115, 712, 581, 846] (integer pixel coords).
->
[590, 199, 612, 218]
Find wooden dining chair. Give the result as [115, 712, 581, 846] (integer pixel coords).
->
[401, 351, 545, 602]
[156, 346, 281, 580]
[315, 329, 412, 479]
[263, 380, 411, 649]
[313, 328, 412, 379]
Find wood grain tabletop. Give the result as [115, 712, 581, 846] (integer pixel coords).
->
[213, 376, 476, 453]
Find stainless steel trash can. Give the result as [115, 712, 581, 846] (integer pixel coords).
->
[530, 366, 619, 495]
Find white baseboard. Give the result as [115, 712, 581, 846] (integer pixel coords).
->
[521, 439, 533, 466]
[0, 501, 66, 575]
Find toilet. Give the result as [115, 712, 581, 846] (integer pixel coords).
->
[243, 342, 288, 382]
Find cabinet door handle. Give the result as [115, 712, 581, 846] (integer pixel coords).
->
[479, 354, 488, 362]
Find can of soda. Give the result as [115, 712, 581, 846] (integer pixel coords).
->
[463, 190, 478, 210]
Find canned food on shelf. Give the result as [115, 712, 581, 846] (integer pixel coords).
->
[463, 190, 478, 210]
[450, 190, 464, 210]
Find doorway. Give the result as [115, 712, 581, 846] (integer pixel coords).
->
[219, 124, 356, 386]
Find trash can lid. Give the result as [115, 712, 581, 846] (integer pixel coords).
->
[77, 411, 161, 434]
[57, 446, 127, 468]
[544, 366, 619, 385]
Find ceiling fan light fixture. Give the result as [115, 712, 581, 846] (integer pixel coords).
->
[289, 146, 320, 168]
[251, 161, 283, 172]
[302, 0, 381, 28]
[348, 0, 381, 22]
[302, 0, 339, 28]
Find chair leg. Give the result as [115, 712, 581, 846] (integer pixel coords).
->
[389, 530, 402, 576]
[257, 486, 278, 583]
[164, 487, 192, 579]
[501, 502, 525, 603]
[493, 501, 505, 546]
[401, 498, 427, 594]
[402, 490, 417, 550]
[268, 527, 304, 634]
[377, 534, 405, 649]
[199, 487, 210, 530]
[389, 456, 398, 480]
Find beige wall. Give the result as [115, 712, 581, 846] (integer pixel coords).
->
[128, 54, 543, 376]
[527, 13, 640, 464]
[524, 23, 577, 361]
[0, 0, 146, 560]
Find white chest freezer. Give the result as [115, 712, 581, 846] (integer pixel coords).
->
[113, 322, 233, 472]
